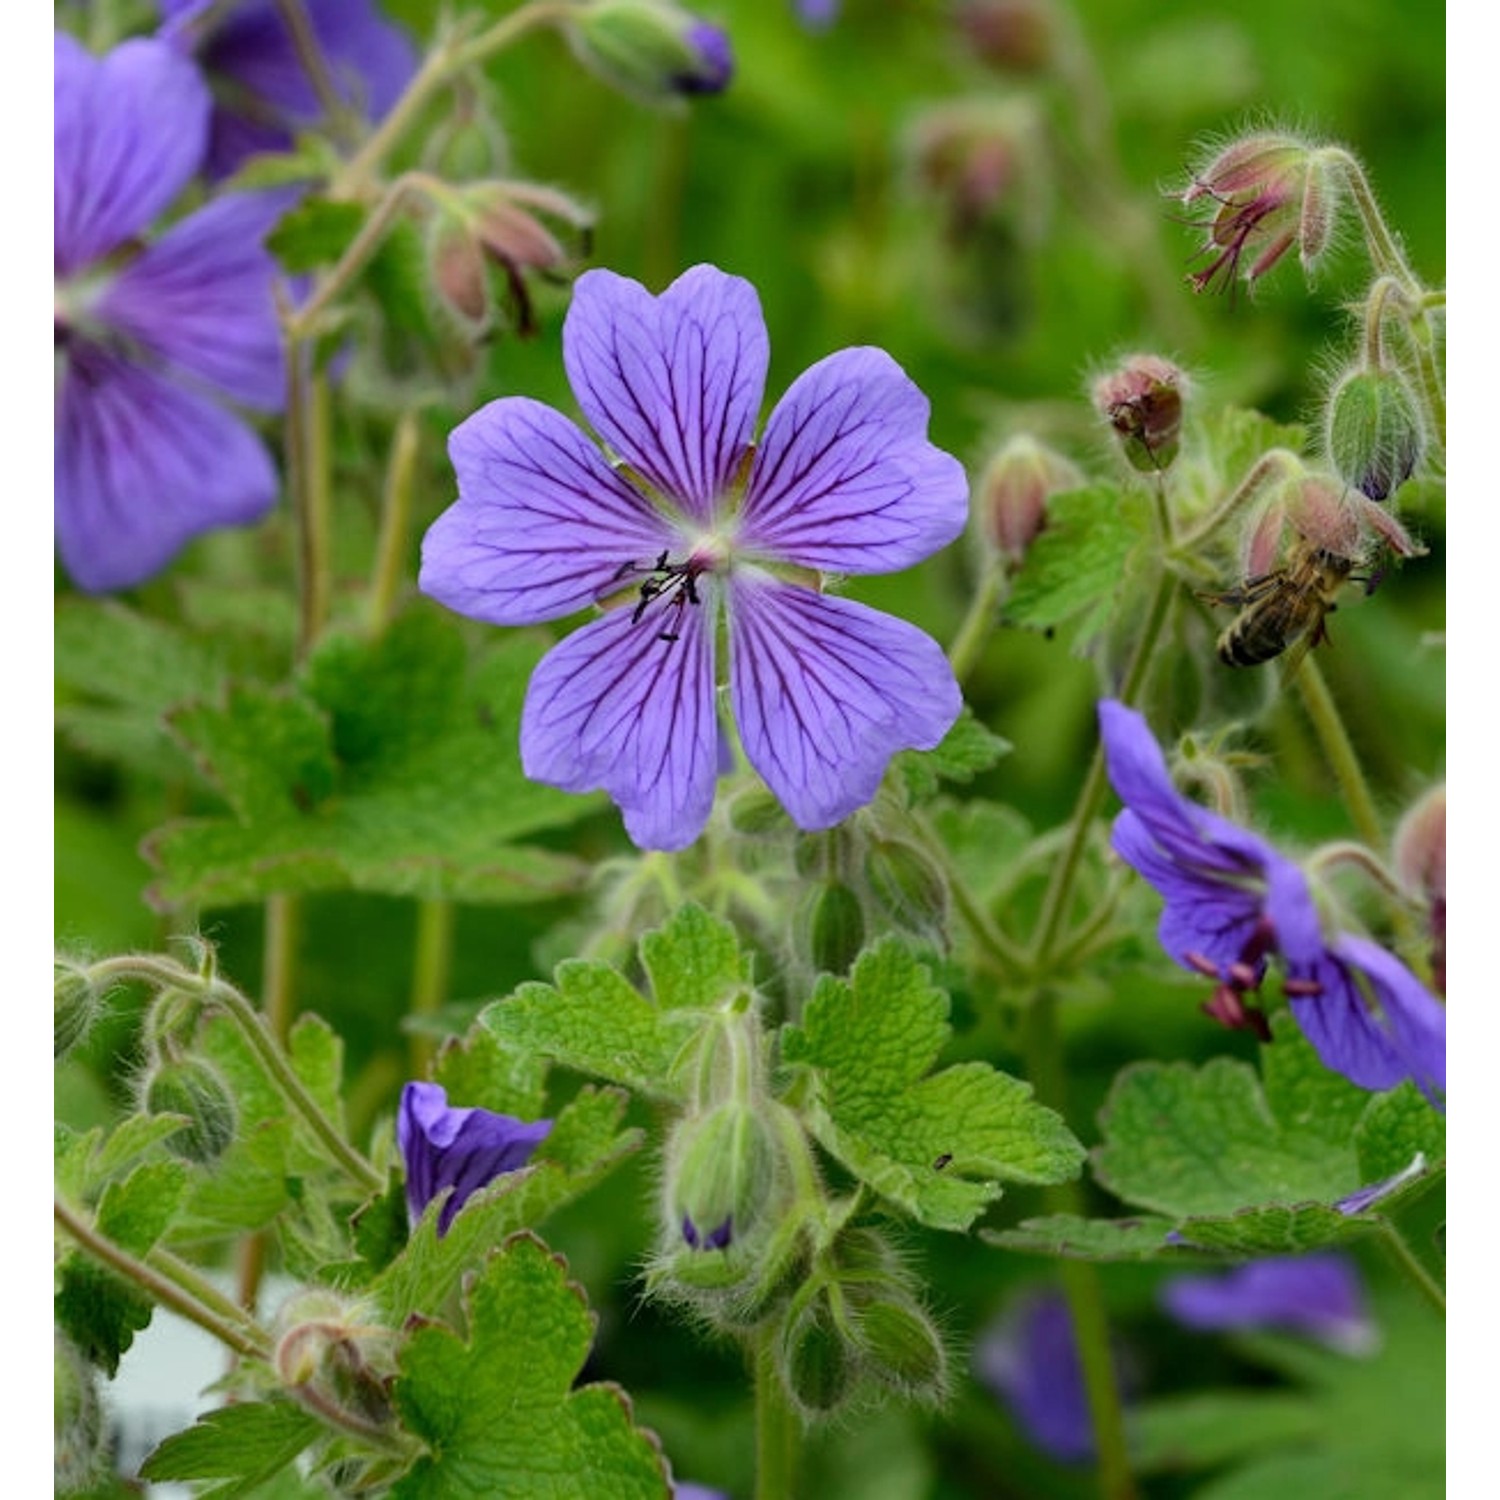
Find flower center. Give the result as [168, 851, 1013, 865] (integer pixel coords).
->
[615, 550, 709, 643]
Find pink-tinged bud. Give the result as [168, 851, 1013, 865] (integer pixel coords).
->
[1393, 783, 1444, 996]
[465, 182, 592, 337]
[427, 214, 488, 332]
[905, 99, 1044, 241]
[975, 434, 1081, 564]
[1282, 476, 1364, 559]
[1326, 367, 1425, 500]
[955, 0, 1055, 74]
[1183, 132, 1334, 293]
[1093, 354, 1187, 473]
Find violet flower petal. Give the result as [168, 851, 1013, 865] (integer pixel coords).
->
[54, 33, 209, 274]
[423, 398, 681, 626]
[974, 1292, 1095, 1464]
[96, 190, 291, 410]
[397, 1081, 552, 1236]
[1288, 934, 1446, 1102]
[728, 579, 960, 830]
[159, 0, 417, 179]
[1160, 1253, 1376, 1355]
[740, 346, 969, 573]
[55, 344, 278, 592]
[563, 265, 768, 522]
[520, 600, 720, 850]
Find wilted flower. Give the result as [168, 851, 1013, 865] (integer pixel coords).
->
[1161, 1253, 1377, 1355]
[974, 1291, 1103, 1463]
[420, 264, 967, 850]
[1098, 700, 1446, 1101]
[157, 0, 417, 178]
[54, 34, 286, 592]
[396, 1082, 552, 1235]
[1183, 131, 1335, 293]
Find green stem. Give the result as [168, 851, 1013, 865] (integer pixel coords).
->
[333, 1, 576, 198]
[913, 813, 1026, 978]
[147, 1243, 269, 1342]
[282, 337, 331, 660]
[263, 893, 301, 1046]
[1291, 656, 1383, 850]
[1378, 1220, 1445, 1317]
[1326, 148, 1420, 292]
[210, 981, 385, 1195]
[55, 1200, 273, 1362]
[1175, 448, 1303, 556]
[1021, 995, 1136, 1500]
[1027, 566, 1177, 970]
[753, 1330, 800, 1500]
[947, 563, 1007, 687]
[272, 0, 357, 145]
[407, 898, 456, 1079]
[368, 411, 422, 633]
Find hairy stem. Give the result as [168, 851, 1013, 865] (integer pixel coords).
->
[55, 1199, 273, 1362]
[1291, 656, 1383, 849]
[753, 1330, 800, 1500]
[947, 562, 1007, 687]
[369, 410, 423, 633]
[272, 0, 356, 145]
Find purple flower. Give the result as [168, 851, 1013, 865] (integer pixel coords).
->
[54, 34, 286, 593]
[672, 1484, 728, 1500]
[1098, 700, 1446, 1103]
[794, 0, 841, 30]
[420, 264, 968, 850]
[1161, 1253, 1377, 1355]
[158, 0, 417, 179]
[974, 1291, 1097, 1464]
[397, 1082, 552, 1236]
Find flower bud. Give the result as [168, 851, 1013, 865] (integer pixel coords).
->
[906, 99, 1044, 242]
[54, 1334, 104, 1493]
[1393, 784, 1445, 996]
[804, 880, 866, 976]
[1326, 367, 1425, 500]
[1183, 131, 1335, 293]
[54, 959, 102, 1059]
[955, 0, 1055, 73]
[427, 212, 488, 333]
[865, 838, 950, 947]
[667, 1102, 778, 1253]
[274, 1294, 396, 1429]
[974, 434, 1081, 566]
[1093, 354, 1186, 473]
[567, 1, 733, 105]
[850, 1294, 947, 1400]
[725, 784, 791, 836]
[779, 1283, 858, 1417]
[144, 1058, 238, 1164]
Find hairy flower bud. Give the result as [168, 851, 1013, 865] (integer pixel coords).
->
[668, 1102, 778, 1252]
[275, 1293, 396, 1429]
[1393, 784, 1445, 995]
[865, 838, 950, 946]
[54, 959, 102, 1059]
[779, 1283, 858, 1417]
[956, 0, 1055, 72]
[1326, 367, 1425, 500]
[850, 1294, 947, 1400]
[427, 212, 488, 332]
[55, 1334, 104, 1493]
[568, 1, 733, 105]
[1183, 131, 1336, 293]
[804, 880, 866, 975]
[974, 434, 1081, 565]
[1093, 354, 1186, 473]
[145, 1058, 237, 1164]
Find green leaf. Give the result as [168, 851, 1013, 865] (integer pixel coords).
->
[433, 1023, 550, 1121]
[146, 611, 597, 909]
[95, 1160, 190, 1254]
[372, 1088, 641, 1326]
[1132, 1391, 1324, 1473]
[1198, 406, 1308, 500]
[890, 707, 1011, 802]
[483, 905, 750, 1101]
[780, 940, 1084, 1229]
[53, 1260, 154, 1378]
[1029, 1023, 1448, 1260]
[1003, 484, 1152, 641]
[139, 1401, 322, 1497]
[54, 1115, 195, 1203]
[392, 1234, 670, 1499]
[265, 197, 367, 272]
[982, 1213, 1194, 1261]
[1093, 1056, 1356, 1216]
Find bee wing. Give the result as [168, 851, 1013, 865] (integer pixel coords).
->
[1198, 571, 1283, 610]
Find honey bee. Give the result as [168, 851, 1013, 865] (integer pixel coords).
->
[1206, 540, 1357, 669]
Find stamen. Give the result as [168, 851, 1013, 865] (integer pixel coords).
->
[626, 552, 707, 643]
